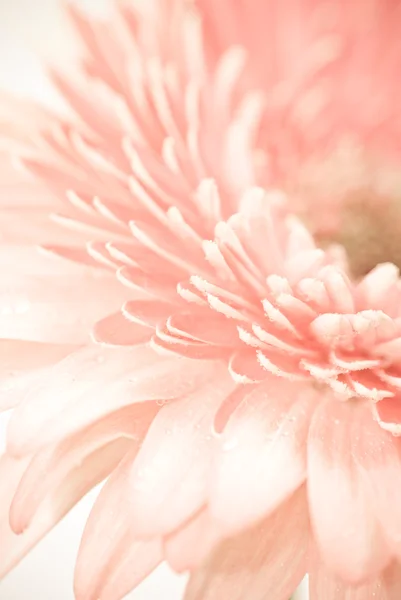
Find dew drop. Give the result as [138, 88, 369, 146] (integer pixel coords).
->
[156, 398, 169, 407]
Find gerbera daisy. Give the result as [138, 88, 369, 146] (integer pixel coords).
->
[2, 2, 401, 600]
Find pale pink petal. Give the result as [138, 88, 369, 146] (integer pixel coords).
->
[0, 339, 76, 411]
[308, 398, 391, 583]
[209, 378, 315, 533]
[7, 345, 225, 455]
[352, 405, 401, 560]
[184, 489, 309, 600]
[164, 508, 223, 573]
[309, 556, 401, 600]
[75, 451, 162, 600]
[0, 454, 33, 577]
[128, 365, 236, 536]
[0, 440, 126, 579]
[92, 311, 152, 346]
[0, 269, 126, 344]
[9, 403, 157, 534]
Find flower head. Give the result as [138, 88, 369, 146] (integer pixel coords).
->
[3, 2, 401, 600]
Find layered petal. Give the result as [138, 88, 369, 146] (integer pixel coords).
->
[184, 489, 309, 600]
[9, 403, 157, 534]
[0, 444, 125, 579]
[164, 508, 222, 573]
[0, 268, 126, 344]
[7, 345, 224, 455]
[128, 365, 236, 536]
[209, 378, 315, 533]
[75, 451, 162, 600]
[308, 398, 391, 583]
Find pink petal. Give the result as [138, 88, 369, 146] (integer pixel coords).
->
[128, 366, 236, 536]
[122, 298, 177, 327]
[210, 379, 315, 533]
[0, 440, 127, 580]
[75, 451, 162, 600]
[353, 405, 401, 559]
[184, 489, 309, 600]
[0, 340, 76, 411]
[9, 403, 157, 534]
[0, 269, 126, 344]
[92, 311, 152, 346]
[8, 345, 224, 456]
[308, 399, 391, 583]
[309, 557, 401, 600]
[164, 508, 222, 573]
[373, 396, 401, 435]
[0, 454, 34, 577]
[166, 309, 239, 346]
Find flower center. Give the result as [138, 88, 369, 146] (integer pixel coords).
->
[293, 140, 401, 277]
[321, 196, 401, 277]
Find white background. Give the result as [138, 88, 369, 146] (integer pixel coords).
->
[0, 1, 307, 598]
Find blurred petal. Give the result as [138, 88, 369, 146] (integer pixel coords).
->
[128, 365, 236, 536]
[0, 339, 76, 411]
[164, 508, 222, 573]
[184, 489, 308, 600]
[308, 398, 391, 583]
[75, 451, 162, 600]
[309, 557, 401, 600]
[0, 269, 126, 344]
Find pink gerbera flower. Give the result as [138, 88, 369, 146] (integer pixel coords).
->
[2, 1, 401, 600]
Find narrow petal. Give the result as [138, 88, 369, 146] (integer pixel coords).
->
[184, 489, 309, 600]
[308, 399, 391, 583]
[0, 454, 33, 577]
[372, 396, 401, 435]
[210, 379, 315, 533]
[75, 452, 162, 600]
[8, 345, 223, 455]
[92, 311, 152, 346]
[128, 366, 236, 536]
[0, 441, 125, 580]
[9, 403, 157, 534]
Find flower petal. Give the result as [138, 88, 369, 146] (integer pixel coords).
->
[9, 403, 157, 534]
[308, 398, 391, 583]
[0, 269, 126, 344]
[184, 489, 308, 600]
[92, 311, 152, 346]
[353, 405, 401, 560]
[372, 396, 401, 435]
[8, 345, 223, 455]
[164, 508, 222, 573]
[75, 451, 162, 600]
[0, 340, 76, 411]
[309, 557, 401, 600]
[128, 366, 236, 536]
[0, 438, 126, 580]
[210, 379, 315, 533]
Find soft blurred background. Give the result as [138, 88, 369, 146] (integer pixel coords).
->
[0, 1, 308, 598]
